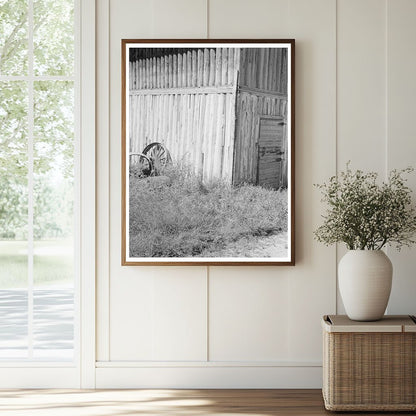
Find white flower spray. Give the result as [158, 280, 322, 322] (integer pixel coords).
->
[314, 163, 416, 250]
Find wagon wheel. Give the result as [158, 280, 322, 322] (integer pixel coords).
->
[142, 142, 172, 175]
[129, 152, 153, 178]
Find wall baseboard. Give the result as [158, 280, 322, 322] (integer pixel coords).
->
[0, 367, 79, 388]
[96, 366, 322, 389]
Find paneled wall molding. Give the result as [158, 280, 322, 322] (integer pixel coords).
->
[96, 0, 111, 363]
[80, 0, 97, 389]
[96, 366, 322, 388]
[98, 0, 336, 389]
[0, 368, 80, 389]
[95, 0, 416, 389]
[96, 361, 322, 368]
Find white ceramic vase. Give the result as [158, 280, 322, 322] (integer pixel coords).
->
[338, 250, 392, 321]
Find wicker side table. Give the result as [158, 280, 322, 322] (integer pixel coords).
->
[322, 315, 416, 411]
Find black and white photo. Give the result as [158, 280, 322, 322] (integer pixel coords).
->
[122, 40, 295, 265]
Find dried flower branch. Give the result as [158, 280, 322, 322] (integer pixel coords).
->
[314, 163, 416, 250]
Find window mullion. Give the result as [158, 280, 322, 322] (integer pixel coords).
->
[0, 0, 79, 367]
[27, 0, 34, 359]
[0, 76, 75, 81]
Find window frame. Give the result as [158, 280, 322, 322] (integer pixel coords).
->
[0, 0, 96, 388]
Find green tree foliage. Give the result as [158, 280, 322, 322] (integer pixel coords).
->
[0, 81, 28, 238]
[34, 176, 73, 239]
[33, 0, 74, 75]
[34, 81, 74, 178]
[0, 0, 74, 240]
[0, 0, 28, 75]
[0, 177, 27, 238]
[0, 81, 28, 179]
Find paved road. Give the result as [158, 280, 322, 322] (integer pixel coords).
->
[0, 288, 74, 360]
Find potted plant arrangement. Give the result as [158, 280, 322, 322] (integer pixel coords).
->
[314, 164, 416, 321]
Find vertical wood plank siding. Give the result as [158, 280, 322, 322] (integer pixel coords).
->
[233, 48, 288, 186]
[129, 47, 288, 187]
[129, 48, 239, 183]
[233, 92, 287, 185]
[239, 48, 287, 93]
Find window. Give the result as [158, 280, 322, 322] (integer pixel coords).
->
[0, 0, 77, 361]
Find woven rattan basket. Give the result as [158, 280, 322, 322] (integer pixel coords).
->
[322, 315, 416, 411]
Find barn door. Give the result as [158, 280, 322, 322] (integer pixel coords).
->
[257, 117, 285, 189]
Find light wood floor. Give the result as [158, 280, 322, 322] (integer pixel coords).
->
[0, 389, 413, 415]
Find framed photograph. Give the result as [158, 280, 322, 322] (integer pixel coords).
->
[122, 39, 295, 265]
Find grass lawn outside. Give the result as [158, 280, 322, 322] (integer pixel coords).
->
[0, 240, 73, 289]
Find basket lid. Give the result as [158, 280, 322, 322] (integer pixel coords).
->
[322, 315, 416, 333]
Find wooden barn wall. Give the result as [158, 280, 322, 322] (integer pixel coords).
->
[233, 92, 288, 185]
[233, 47, 288, 186]
[129, 48, 239, 183]
[239, 48, 288, 93]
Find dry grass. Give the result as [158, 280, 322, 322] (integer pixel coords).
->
[129, 166, 288, 258]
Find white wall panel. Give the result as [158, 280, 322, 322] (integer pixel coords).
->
[286, 0, 337, 361]
[106, 0, 208, 363]
[94, 0, 416, 388]
[386, 0, 416, 315]
[336, 0, 387, 314]
[209, 0, 289, 38]
[208, 0, 336, 366]
[110, 0, 153, 37]
[96, 0, 110, 362]
[337, 0, 387, 172]
[209, 268, 290, 361]
[96, 366, 321, 388]
[151, 270, 207, 361]
[150, 0, 207, 37]
[110, 268, 207, 361]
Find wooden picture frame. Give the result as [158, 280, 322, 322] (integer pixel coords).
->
[122, 39, 295, 265]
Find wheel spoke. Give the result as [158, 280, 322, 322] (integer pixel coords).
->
[142, 142, 172, 175]
[129, 152, 153, 177]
